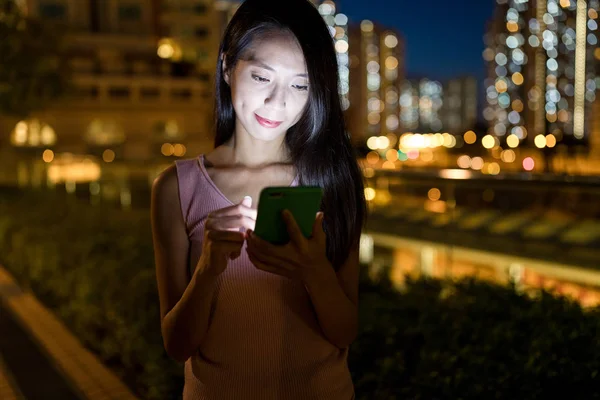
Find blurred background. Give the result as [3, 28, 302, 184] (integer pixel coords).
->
[1, 0, 600, 399]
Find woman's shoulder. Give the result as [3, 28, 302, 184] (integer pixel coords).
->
[152, 155, 198, 195]
[151, 164, 179, 204]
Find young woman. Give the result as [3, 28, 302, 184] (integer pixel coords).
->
[151, 0, 366, 398]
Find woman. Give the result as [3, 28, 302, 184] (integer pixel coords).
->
[151, 0, 366, 398]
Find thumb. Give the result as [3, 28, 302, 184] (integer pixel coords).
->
[312, 212, 326, 241]
[241, 195, 252, 208]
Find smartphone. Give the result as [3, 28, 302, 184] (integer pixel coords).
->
[254, 186, 323, 245]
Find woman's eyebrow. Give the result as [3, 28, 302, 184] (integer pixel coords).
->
[250, 59, 308, 78]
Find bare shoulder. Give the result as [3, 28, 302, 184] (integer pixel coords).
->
[152, 164, 179, 203]
[151, 164, 185, 239]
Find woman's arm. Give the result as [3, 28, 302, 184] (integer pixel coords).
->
[303, 247, 360, 349]
[151, 165, 218, 363]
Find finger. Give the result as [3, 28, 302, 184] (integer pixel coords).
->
[247, 251, 295, 279]
[312, 212, 326, 244]
[281, 209, 305, 245]
[247, 230, 290, 260]
[207, 214, 257, 232]
[209, 204, 257, 220]
[241, 195, 252, 208]
[207, 230, 245, 243]
[246, 244, 295, 271]
[213, 241, 243, 256]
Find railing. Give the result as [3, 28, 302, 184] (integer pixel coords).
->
[363, 167, 600, 306]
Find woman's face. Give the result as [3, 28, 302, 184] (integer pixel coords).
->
[225, 33, 309, 142]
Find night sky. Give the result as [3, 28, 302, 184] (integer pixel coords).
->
[339, 0, 497, 84]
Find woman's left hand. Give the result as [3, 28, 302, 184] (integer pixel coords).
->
[246, 210, 331, 284]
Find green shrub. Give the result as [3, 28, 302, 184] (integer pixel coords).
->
[1, 187, 599, 399]
[0, 188, 182, 399]
[351, 269, 600, 399]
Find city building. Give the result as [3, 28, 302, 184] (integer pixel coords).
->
[347, 20, 405, 145]
[400, 78, 444, 133]
[398, 76, 476, 134]
[2, 0, 239, 163]
[316, 0, 351, 113]
[442, 77, 478, 134]
[483, 0, 599, 151]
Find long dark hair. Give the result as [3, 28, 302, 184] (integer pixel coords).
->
[214, 0, 366, 269]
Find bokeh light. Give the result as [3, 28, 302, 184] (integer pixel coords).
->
[523, 157, 535, 171]
[471, 157, 484, 170]
[506, 134, 520, 148]
[364, 187, 376, 201]
[366, 151, 380, 164]
[428, 188, 441, 201]
[464, 130, 477, 144]
[42, 149, 54, 163]
[102, 149, 116, 162]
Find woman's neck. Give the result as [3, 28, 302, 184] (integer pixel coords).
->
[222, 133, 291, 168]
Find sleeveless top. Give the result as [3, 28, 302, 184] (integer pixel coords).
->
[175, 155, 354, 400]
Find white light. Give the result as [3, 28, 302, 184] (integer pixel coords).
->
[506, 36, 519, 48]
[439, 169, 473, 180]
[335, 40, 349, 53]
[359, 234, 374, 264]
[334, 13, 348, 26]
[573, 0, 587, 139]
[384, 34, 398, 48]
[547, 58, 559, 71]
[318, 3, 335, 16]
[157, 43, 174, 59]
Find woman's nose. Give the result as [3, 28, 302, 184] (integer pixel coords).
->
[264, 85, 286, 110]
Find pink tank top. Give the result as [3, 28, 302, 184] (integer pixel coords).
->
[175, 155, 354, 400]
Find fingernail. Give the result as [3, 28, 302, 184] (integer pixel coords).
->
[243, 195, 252, 202]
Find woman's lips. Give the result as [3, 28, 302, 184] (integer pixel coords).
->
[255, 114, 283, 128]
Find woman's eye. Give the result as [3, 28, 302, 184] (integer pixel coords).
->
[252, 75, 269, 83]
[293, 84, 309, 91]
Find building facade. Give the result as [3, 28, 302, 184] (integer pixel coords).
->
[2, 0, 239, 162]
[398, 76, 477, 134]
[483, 0, 599, 151]
[347, 20, 405, 145]
[442, 77, 478, 134]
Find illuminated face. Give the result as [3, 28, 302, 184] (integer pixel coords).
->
[225, 33, 310, 142]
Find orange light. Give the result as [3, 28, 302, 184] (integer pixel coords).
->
[161, 143, 174, 156]
[506, 21, 519, 32]
[512, 72, 524, 85]
[495, 79, 508, 93]
[42, 149, 54, 163]
[512, 99, 524, 112]
[102, 149, 116, 162]
[464, 130, 477, 144]
[366, 151, 380, 164]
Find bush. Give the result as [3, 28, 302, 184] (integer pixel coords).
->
[1, 187, 599, 399]
[0, 187, 181, 399]
[351, 268, 600, 399]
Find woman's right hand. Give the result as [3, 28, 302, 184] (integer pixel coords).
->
[196, 196, 256, 277]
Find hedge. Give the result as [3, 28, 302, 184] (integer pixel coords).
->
[1, 187, 599, 399]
